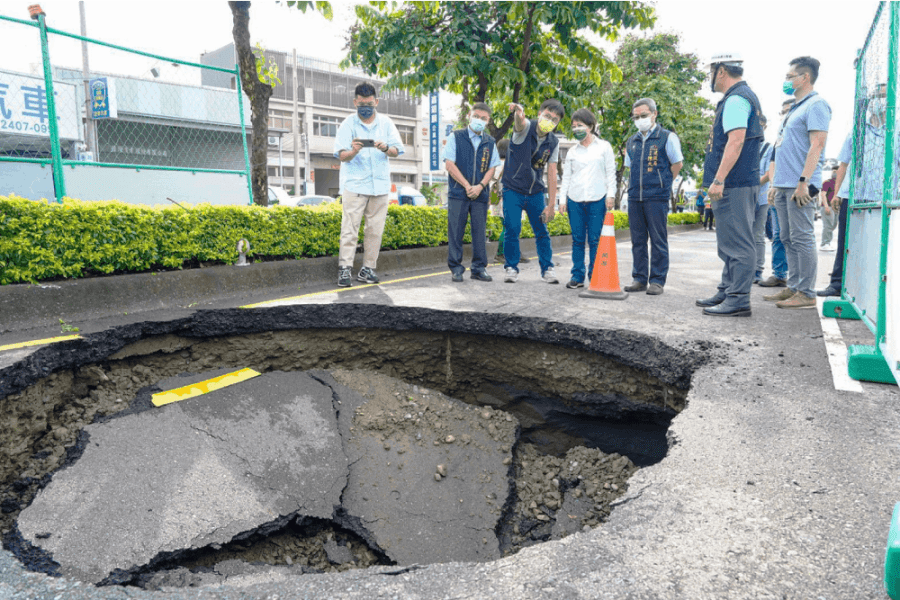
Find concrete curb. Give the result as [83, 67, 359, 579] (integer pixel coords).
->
[0, 224, 700, 332]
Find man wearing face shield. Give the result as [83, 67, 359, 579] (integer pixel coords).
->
[444, 102, 502, 282]
[764, 56, 831, 309]
[696, 52, 764, 316]
[622, 98, 684, 296]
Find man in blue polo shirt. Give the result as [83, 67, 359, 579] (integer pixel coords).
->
[333, 82, 405, 288]
[764, 57, 831, 309]
[695, 52, 764, 317]
[623, 98, 684, 296]
[444, 102, 502, 282]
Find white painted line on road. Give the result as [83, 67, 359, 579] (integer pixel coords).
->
[818, 297, 864, 393]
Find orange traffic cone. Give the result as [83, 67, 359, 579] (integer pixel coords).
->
[579, 211, 628, 301]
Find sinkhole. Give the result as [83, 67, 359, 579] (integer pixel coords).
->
[0, 304, 707, 591]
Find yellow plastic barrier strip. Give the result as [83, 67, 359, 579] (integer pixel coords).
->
[239, 253, 563, 309]
[151, 368, 261, 407]
[0, 335, 81, 353]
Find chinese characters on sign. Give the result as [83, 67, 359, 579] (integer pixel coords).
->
[0, 70, 79, 140]
[89, 77, 117, 119]
[429, 90, 439, 171]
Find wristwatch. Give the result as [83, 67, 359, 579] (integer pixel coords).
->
[799, 177, 807, 183]
[712, 178, 724, 186]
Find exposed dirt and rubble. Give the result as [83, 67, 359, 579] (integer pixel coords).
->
[0, 307, 695, 589]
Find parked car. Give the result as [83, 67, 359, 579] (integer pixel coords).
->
[287, 194, 336, 207]
[267, 186, 293, 205]
[390, 186, 428, 206]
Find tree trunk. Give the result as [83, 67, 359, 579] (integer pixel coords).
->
[230, 1, 273, 206]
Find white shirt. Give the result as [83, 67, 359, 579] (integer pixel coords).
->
[559, 135, 616, 207]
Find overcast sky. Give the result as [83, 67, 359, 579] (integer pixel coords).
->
[0, 0, 884, 157]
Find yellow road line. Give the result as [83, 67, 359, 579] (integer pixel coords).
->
[151, 368, 261, 407]
[240, 252, 566, 309]
[0, 335, 81, 353]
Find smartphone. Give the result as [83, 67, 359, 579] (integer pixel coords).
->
[354, 138, 376, 148]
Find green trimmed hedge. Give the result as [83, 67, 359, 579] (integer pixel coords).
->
[0, 195, 695, 285]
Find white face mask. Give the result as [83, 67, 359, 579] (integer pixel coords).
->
[635, 116, 653, 133]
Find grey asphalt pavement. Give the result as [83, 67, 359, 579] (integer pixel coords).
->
[1, 224, 898, 599]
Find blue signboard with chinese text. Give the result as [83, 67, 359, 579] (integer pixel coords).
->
[429, 91, 439, 171]
[90, 77, 117, 119]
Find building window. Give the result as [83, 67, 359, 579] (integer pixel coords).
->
[397, 125, 415, 146]
[313, 114, 341, 137]
[268, 109, 296, 132]
[268, 166, 306, 179]
[391, 173, 416, 184]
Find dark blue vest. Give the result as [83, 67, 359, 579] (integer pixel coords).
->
[627, 125, 674, 202]
[448, 129, 496, 204]
[501, 119, 559, 196]
[702, 81, 764, 189]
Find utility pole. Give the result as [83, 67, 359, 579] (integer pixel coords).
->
[292, 48, 301, 195]
[79, 1, 96, 159]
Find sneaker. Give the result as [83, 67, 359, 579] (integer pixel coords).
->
[566, 280, 584, 289]
[542, 268, 559, 284]
[758, 275, 787, 287]
[776, 292, 817, 309]
[817, 285, 840, 297]
[338, 266, 352, 287]
[624, 280, 647, 292]
[504, 267, 518, 283]
[646, 283, 664, 295]
[820, 243, 836, 252]
[357, 266, 380, 284]
[763, 288, 795, 302]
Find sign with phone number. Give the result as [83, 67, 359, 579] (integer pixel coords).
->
[0, 70, 79, 140]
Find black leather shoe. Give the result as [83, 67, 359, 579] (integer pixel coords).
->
[451, 272, 464, 283]
[623, 281, 647, 292]
[703, 303, 751, 317]
[695, 294, 726, 307]
[470, 271, 492, 282]
[817, 285, 840, 297]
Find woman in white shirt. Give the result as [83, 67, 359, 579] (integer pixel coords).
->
[558, 108, 617, 288]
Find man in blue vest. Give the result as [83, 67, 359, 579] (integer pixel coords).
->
[624, 98, 683, 295]
[501, 99, 564, 284]
[695, 52, 764, 317]
[444, 102, 502, 282]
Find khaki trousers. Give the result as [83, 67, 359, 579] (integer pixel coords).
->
[339, 191, 389, 269]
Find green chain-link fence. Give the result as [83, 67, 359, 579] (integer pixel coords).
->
[823, 1, 899, 387]
[0, 10, 252, 206]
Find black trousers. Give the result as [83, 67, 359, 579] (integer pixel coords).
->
[447, 198, 489, 274]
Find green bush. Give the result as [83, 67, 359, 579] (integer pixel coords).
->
[0, 197, 647, 285]
[667, 211, 702, 225]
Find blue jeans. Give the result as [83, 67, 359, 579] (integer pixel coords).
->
[566, 198, 606, 283]
[502, 188, 554, 274]
[628, 200, 669, 285]
[773, 188, 817, 298]
[769, 206, 788, 279]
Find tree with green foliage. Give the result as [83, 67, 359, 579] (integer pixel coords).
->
[229, 1, 332, 206]
[594, 33, 714, 209]
[344, 1, 654, 139]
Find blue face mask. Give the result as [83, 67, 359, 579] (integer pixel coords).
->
[782, 80, 795, 95]
[357, 105, 375, 119]
[468, 117, 487, 133]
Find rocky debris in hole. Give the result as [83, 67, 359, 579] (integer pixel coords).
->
[498, 444, 637, 554]
[313, 368, 518, 566]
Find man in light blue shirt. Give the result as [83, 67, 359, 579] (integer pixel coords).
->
[765, 56, 830, 309]
[333, 81, 404, 287]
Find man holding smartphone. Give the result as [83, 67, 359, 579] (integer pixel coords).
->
[333, 82, 404, 287]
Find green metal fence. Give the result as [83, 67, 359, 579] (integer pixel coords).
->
[0, 10, 252, 206]
[823, 0, 899, 386]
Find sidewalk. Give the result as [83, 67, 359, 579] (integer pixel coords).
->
[1, 226, 898, 599]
